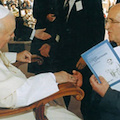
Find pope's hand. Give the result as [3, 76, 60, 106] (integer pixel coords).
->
[17, 50, 32, 63]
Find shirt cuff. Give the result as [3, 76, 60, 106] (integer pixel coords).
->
[4, 52, 17, 63]
[30, 29, 35, 40]
[49, 72, 58, 85]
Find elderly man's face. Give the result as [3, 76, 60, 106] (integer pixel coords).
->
[0, 14, 15, 49]
[105, 5, 120, 46]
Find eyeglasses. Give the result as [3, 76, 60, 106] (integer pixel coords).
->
[105, 18, 120, 24]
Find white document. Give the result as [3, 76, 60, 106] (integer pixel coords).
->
[82, 40, 120, 91]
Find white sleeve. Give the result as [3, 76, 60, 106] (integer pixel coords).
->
[3, 52, 17, 63]
[30, 29, 35, 40]
[15, 72, 59, 107]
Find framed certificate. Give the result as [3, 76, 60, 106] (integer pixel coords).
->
[81, 40, 120, 87]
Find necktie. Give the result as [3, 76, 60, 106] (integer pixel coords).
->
[64, 0, 69, 21]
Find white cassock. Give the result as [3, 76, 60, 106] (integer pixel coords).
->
[0, 51, 81, 120]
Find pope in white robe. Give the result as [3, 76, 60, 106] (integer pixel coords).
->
[0, 5, 82, 120]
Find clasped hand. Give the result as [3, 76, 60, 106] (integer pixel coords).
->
[54, 70, 82, 87]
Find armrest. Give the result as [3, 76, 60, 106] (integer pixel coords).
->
[0, 82, 84, 120]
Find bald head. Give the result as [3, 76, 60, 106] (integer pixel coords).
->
[105, 3, 120, 46]
[110, 3, 120, 11]
[0, 5, 15, 49]
[109, 3, 120, 20]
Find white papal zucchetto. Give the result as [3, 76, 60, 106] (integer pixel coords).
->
[0, 5, 10, 19]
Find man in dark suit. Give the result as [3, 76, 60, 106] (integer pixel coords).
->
[89, 4, 120, 120]
[28, 0, 60, 74]
[57, 0, 105, 71]
[55, 0, 105, 119]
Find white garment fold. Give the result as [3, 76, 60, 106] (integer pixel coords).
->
[15, 73, 59, 108]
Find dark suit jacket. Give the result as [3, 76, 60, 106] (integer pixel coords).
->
[33, 0, 59, 36]
[28, 0, 60, 73]
[15, 17, 33, 41]
[90, 88, 120, 120]
[57, 0, 105, 72]
[99, 87, 120, 120]
[55, 1, 105, 118]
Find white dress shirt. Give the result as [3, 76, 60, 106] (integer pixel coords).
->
[64, 0, 76, 20]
